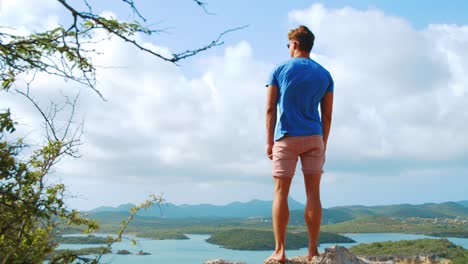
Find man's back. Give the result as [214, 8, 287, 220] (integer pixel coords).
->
[269, 57, 334, 141]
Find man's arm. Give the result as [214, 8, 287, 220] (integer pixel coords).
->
[320, 91, 333, 150]
[266, 84, 279, 160]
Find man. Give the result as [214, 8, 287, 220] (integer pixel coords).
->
[265, 25, 334, 263]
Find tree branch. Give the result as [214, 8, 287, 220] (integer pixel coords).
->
[192, 0, 214, 15]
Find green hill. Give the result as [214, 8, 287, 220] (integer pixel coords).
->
[350, 238, 468, 264]
[321, 216, 410, 233]
[288, 202, 468, 225]
[332, 202, 468, 219]
[321, 216, 468, 237]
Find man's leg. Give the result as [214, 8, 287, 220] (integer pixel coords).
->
[303, 172, 322, 260]
[266, 176, 292, 263]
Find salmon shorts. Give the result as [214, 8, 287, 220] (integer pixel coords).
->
[272, 135, 325, 178]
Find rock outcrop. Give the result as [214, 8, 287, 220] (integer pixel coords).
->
[290, 246, 368, 264]
[266, 246, 368, 264]
[203, 246, 451, 264]
[202, 259, 246, 264]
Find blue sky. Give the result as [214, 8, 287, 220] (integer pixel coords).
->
[88, 0, 468, 60]
[1, 0, 467, 210]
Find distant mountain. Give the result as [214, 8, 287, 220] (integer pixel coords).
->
[90, 203, 135, 213]
[355, 201, 468, 218]
[89, 198, 304, 218]
[88, 200, 468, 221]
[457, 200, 468, 207]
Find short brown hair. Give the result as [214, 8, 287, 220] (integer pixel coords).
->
[288, 25, 315, 52]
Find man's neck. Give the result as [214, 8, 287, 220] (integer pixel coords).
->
[293, 51, 310, 59]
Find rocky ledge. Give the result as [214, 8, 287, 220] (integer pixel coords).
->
[202, 246, 451, 264]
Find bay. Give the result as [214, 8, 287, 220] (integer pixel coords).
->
[57, 233, 468, 264]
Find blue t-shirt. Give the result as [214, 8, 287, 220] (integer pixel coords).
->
[267, 57, 334, 141]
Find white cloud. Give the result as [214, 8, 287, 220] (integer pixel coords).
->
[3, 29, 273, 208]
[0, 0, 59, 33]
[289, 4, 468, 164]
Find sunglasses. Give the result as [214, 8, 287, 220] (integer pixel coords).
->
[287, 41, 297, 49]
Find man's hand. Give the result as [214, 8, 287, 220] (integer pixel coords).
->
[267, 143, 274, 160]
[320, 91, 333, 153]
[266, 85, 278, 161]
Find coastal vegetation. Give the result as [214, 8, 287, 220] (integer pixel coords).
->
[320, 216, 468, 238]
[136, 230, 189, 240]
[427, 231, 468, 238]
[350, 238, 468, 264]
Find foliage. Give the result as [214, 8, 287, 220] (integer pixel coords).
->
[92, 195, 164, 263]
[350, 238, 468, 264]
[1, 0, 241, 263]
[0, 107, 99, 263]
[0, 98, 80, 258]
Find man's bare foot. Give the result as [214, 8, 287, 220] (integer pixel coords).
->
[264, 251, 287, 263]
[307, 248, 320, 261]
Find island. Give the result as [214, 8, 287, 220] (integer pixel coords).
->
[116, 249, 132, 254]
[136, 229, 190, 240]
[136, 250, 151, 255]
[206, 229, 355, 250]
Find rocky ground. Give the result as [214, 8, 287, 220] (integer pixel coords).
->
[202, 246, 452, 264]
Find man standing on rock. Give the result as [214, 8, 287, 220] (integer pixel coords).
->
[265, 25, 334, 263]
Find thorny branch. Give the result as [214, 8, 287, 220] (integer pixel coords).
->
[192, 0, 215, 15]
[13, 74, 84, 162]
[1, 0, 246, 100]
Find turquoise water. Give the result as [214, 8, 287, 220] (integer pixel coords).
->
[57, 233, 468, 264]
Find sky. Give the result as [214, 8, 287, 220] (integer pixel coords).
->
[1, 0, 467, 211]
